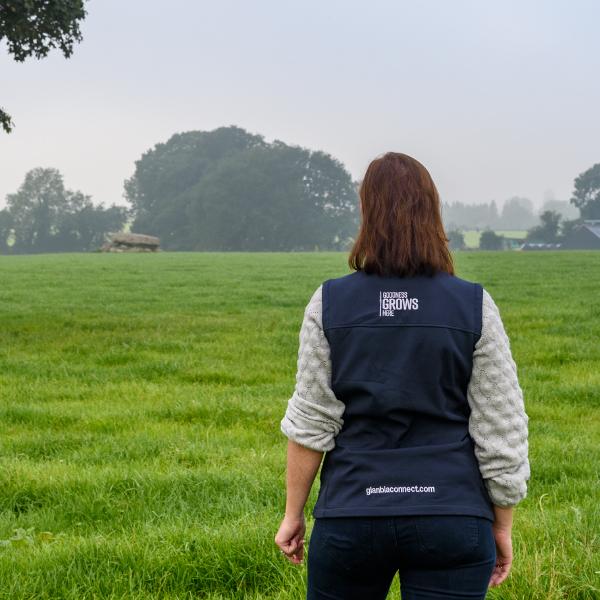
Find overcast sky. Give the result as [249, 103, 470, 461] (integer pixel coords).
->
[1, 0, 599, 211]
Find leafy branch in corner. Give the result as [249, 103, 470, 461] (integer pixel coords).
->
[0, 0, 87, 133]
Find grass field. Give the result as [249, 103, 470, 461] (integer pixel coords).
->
[0, 251, 598, 599]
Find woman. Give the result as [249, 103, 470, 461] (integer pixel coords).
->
[274, 152, 530, 600]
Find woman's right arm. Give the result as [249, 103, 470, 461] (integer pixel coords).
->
[467, 288, 530, 504]
[466, 288, 530, 587]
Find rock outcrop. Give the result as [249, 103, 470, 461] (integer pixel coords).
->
[101, 232, 160, 252]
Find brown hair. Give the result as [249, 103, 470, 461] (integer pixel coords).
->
[348, 152, 454, 277]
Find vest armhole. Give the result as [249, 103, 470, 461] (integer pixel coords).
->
[473, 283, 483, 343]
[322, 279, 332, 331]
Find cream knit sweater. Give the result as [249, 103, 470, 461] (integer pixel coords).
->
[280, 284, 530, 508]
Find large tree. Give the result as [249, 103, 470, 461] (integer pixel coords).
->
[0, 0, 87, 132]
[570, 163, 600, 219]
[497, 196, 537, 230]
[446, 229, 465, 250]
[441, 200, 499, 231]
[3, 167, 127, 253]
[125, 126, 359, 251]
[526, 210, 562, 243]
[0, 208, 13, 253]
[479, 230, 504, 250]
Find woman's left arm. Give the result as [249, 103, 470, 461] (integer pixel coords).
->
[275, 284, 345, 564]
[275, 440, 323, 564]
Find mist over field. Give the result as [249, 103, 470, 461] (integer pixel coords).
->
[2, 1, 600, 214]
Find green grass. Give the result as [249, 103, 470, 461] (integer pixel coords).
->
[0, 251, 598, 599]
[495, 230, 529, 239]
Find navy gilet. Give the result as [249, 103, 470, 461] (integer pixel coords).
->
[312, 269, 495, 521]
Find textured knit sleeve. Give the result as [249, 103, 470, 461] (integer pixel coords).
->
[467, 288, 531, 507]
[280, 284, 346, 452]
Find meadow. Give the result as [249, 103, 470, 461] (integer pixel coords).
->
[0, 251, 598, 599]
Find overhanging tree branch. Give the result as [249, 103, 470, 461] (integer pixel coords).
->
[0, 0, 87, 133]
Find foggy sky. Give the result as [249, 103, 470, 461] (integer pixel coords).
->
[1, 0, 599, 212]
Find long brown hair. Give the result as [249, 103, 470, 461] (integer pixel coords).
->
[348, 152, 454, 277]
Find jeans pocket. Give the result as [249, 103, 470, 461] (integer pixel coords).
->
[310, 517, 373, 572]
[414, 515, 480, 564]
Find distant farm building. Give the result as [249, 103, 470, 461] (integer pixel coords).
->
[501, 236, 526, 250]
[561, 220, 600, 250]
[521, 242, 562, 251]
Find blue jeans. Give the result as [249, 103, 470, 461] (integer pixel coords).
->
[306, 515, 496, 600]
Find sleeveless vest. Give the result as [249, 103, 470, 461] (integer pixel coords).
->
[312, 269, 495, 521]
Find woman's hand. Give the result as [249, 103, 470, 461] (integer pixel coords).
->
[489, 525, 513, 587]
[275, 513, 306, 565]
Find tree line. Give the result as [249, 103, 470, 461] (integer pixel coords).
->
[448, 207, 593, 251]
[1, 125, 599, 253]
[445, 165, 600, 251]
[0, 168, 127, 254]
[441, 196, 579, 232]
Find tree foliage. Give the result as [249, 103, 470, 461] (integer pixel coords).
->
[560, 218, 582, 239]
[526, 210, 562, 243]
[125, 126, 359, 251]
[0, 0, 87, 132]
[447, 229, 465, 250]
[479, 229, 504, 250]
[442, 200, 499, 230]
[497, 197, 538, 229]
[0, 208, 13, 253]
[2, 167, 127, 253]
[570, 163, 600, 219]
[442, 197, 539, 231]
